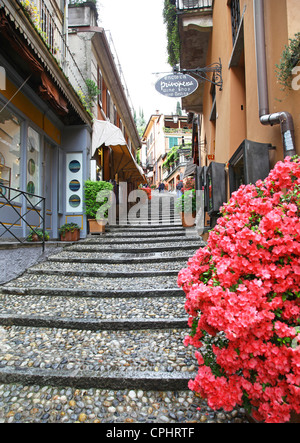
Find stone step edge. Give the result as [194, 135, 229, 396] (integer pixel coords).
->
[102, 232, 189, 238]
[0, 367, 195, 390]
[0, 314, 187, 331]
[1, 287, 184, 298]
[27, 269, 180, 278]
[84, 236, 200, 245]
[66, 244, 202, 254]
[48, 255, 192, 264]
[107, 225, 185, 231]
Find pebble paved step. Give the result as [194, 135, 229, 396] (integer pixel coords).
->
[0, 326, 196, 390]
[26, 260, 189, 275]
[47, 254, 195, 265]
[65, 243, 202, 254]
[0, 293, 187, 331]
[1, 287, 184, 299]
[107, 225, 187, 231]
[84, 236, 200, 245]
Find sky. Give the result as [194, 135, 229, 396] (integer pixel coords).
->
[98, 0, 180, 122]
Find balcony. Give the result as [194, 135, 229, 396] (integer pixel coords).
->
[176, 0, 213, 114]
[176, 0, 213, 11]
[0, 0, 90, 124]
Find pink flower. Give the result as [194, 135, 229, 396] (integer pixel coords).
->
[178, 157, 300, 423]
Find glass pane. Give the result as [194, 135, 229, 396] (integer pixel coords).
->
[27, 127, 41, 205]
[0, 108, 21, 202]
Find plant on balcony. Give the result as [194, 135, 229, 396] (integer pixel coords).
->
[163, 146, 180, 170]
[20, 0, 48, 46]
[85, 79, 101, 111]
[178, 156, 300, 423]
[77, 79, 100, 119]
[276, 32, 300, 91]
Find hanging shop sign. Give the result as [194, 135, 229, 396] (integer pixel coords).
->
[155, 73, 199, 98]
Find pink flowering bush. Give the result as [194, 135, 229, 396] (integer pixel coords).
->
[178, 157, 300, 423]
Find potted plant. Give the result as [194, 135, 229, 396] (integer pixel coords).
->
[178, 156, 300, 424]
[27, 228, 49, 242]
[59, 223, 80, 242]
[141, 187, 152, 200]
[175, 189, 197, 227]
[84, 180, 113, 234]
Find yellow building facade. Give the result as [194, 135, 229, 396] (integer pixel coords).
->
[176, 0, 300, 224]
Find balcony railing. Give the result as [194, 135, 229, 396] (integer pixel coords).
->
[16, 0, 86, 94]
[176, 0, 213, 11]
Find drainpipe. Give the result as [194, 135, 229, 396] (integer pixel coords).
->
[253, 0, 296, 157]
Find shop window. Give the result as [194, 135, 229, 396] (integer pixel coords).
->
[27, 127, 41, 205]
[229, 139, 271, 195]
[0, 108, 21, 201]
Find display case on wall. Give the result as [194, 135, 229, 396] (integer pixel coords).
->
[195, 165, 208, 212]
[229, 139, 271, 195]
[206, 162, 226, 216]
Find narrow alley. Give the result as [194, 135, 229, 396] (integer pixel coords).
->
[0, 194, 247, 423]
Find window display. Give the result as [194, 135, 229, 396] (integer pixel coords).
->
[27, 127, 41, 205]
[0, 108, 21, 201]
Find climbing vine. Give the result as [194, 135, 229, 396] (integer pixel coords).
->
[163, 0, 180, 67]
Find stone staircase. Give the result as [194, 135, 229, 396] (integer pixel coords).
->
[0, 222, 204, 391]
[0, 193, 222, 422]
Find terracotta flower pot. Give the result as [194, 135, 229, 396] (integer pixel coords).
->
[88, 219, 105, 234]
[180, 211, 196, 228]
[60, 229, 80, 242]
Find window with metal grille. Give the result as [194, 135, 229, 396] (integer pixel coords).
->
[230, 0, 241, 45]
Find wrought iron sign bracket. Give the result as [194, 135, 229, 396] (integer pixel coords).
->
[173, 59, 223, 91]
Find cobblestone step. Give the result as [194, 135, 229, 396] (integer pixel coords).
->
[0, 326, 196, 390]
[3, 274, 179, 290]
[64, 243, 202, 254]
[26, 260, 188, 275]
[1, 287, 184, 299]
[27, 268, 180, 278]
[0, 294, 186, 324]
[107, 225, 186, 232]
[84, 236, 200, 245]
[47, 254, 194, 264]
